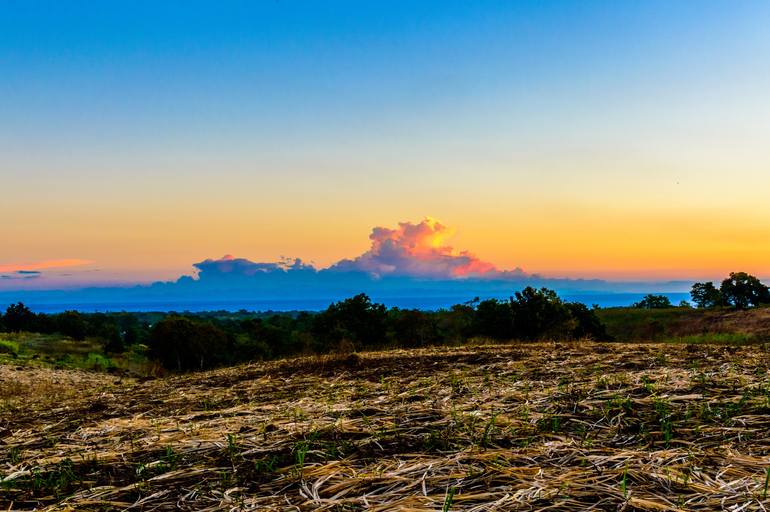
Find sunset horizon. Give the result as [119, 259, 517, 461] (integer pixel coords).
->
[6, 4, 770, 510]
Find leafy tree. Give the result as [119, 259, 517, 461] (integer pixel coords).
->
[148, 316, 230, 371]
[3, 302, 37, 332]
[690, 282, 722, 308]
[312, 294, 388, 351]
[510, 287, 575, 340]
[720, 272, 770, 309]
[467, 288, 610, 342]
[632, 294, 672, 309]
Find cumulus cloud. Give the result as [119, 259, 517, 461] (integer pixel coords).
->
[330, 217, 508, 279]
[183, 218, 525, 284]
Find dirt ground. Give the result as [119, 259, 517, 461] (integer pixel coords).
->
[3, 342, 770, 510]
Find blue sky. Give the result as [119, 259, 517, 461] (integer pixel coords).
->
[2, 1, 770, 289]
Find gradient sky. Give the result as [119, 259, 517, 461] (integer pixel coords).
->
[2, 1, 770, 289]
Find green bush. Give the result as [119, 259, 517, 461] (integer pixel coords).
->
[0, 339, 20, 356]
[84, 353, 115, 371]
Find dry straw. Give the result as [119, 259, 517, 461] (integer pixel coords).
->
[3, 342, 770, 510]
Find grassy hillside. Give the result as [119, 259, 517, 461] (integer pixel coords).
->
[3, 342, 770, 510]
[597, 306, 770, 343]
[0, 332, 156, 375]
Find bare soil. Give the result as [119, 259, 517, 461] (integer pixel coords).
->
[3, 342, 770, 510]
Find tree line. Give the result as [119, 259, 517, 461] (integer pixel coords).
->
[629, 272, 769, 310]
[4, 273, 763, 372]
[690, 272, 769, 309]
[0, 287, 609, 372]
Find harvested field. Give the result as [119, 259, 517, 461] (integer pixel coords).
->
[3, 342, 770, 511]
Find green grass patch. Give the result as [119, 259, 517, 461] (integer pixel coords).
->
[83, 353, 116, 371]
[0, 332, 154, 376]
[660, 333, 756, 345]
[596, 306, 770, 345]
[0, 339, 20, 356]
[596, 307, 701, 341]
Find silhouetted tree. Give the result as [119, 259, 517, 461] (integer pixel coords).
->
[3, 302, 37, 332]
[690, 282, 722, 308]
[720, 272, 770, 309]
[312, 294, 388, 351]
[632, 294, 672, 309]
[510, 287, 575, 340]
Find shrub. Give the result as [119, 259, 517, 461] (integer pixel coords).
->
[85, 353, 115, 371]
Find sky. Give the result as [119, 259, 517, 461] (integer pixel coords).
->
[2, 1, 770, 290]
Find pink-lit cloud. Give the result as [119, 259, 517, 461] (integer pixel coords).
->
[330, 217, 510, 279]
[186, 218, 516, 281]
